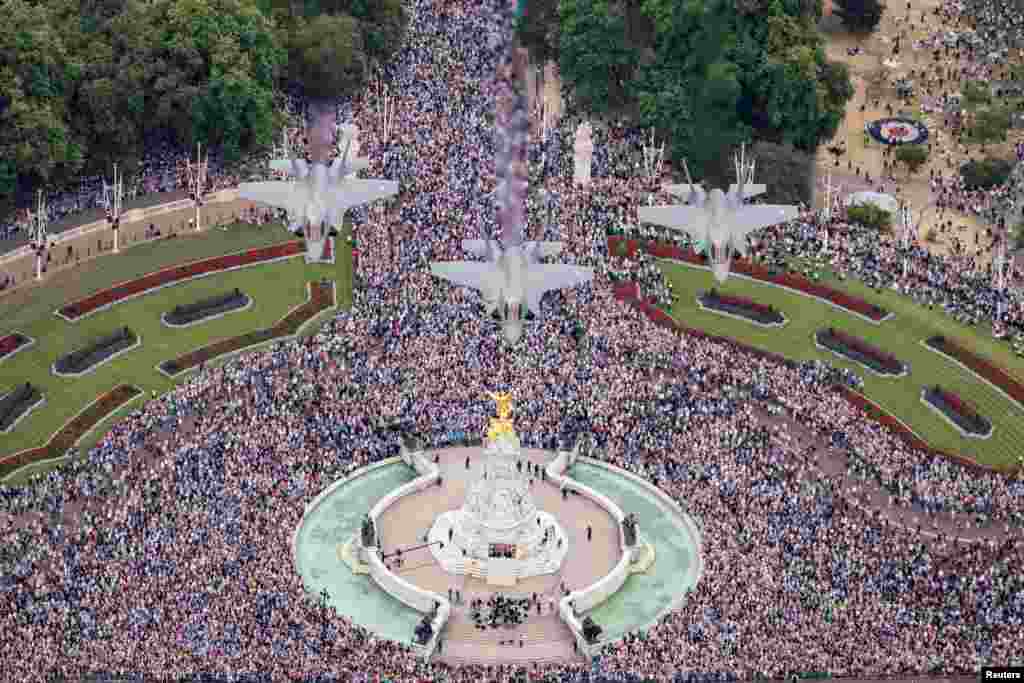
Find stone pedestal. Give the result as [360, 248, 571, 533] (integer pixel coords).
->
[429, 431, 568, 583]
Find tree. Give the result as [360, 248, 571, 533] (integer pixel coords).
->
[831, 0, 884, 36]
[286, 14, 366, 101]
[894, 144, 928, 178]
[969, 106, 1011, 146]
[517, 0, 561, 63]
[749, 141, 815, 205]
[558, 0, 639, 115]
[847, 203, 893, 232]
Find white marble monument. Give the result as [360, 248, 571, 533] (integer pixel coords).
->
[573, 122, 594, 187]
[429, 393, 568, 586]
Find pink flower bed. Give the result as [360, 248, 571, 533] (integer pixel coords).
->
[59, 241, 304, 320]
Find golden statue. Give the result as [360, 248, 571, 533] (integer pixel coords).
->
[486, 391, 516, 442]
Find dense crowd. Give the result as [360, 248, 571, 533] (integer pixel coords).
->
[2, 0, 1024, 681]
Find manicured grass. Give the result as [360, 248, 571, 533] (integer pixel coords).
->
[0, 221, 353, 482]
[660, 259, 1024, 468]
[784, 254, 1024, 382]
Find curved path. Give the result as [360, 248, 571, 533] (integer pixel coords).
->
[752, 404, 1024, 552]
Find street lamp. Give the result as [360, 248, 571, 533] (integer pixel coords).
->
[28, 190, 52, 281]
[104, 163, 124, 253]
[185, 142, 208, 232]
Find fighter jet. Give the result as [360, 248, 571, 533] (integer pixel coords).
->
[239, 129, 396, 233]
[638, 144, 798, 283]
[430, 48, 593, 344]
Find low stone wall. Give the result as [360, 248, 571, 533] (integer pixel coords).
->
[546, 450, 705, 656]
[362, 445, 449, 659]
[0, 189, 261, 293]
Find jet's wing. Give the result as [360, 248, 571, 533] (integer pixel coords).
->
[638, 206, 706, 239]
[526, 264, 594, 305]
[330, 179, 399, 210]
[238, 181, 305, 210]
[728, 183, 766, 199]
[429, 262, 499, 296]
[731, 204, 799, 238]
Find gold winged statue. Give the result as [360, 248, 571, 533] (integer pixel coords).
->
[486, 391, 516, 441]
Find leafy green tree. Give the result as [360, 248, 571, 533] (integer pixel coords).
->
[286, 13, 366, 101]
[517, 0, 561, 63]
[847, 203, 892, 232]
[969, 106, 1011, 146]
[831, 0, 884, 35]
[963, 80, 992, 109]
[749, 141, 815, 205]
[0, 0, 83, 194]
[894, 144, 928, 178]
[558, 0, 639, 115]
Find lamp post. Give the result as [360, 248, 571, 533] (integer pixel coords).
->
[104, 163, 125, 253]
[28, 190, 52, 281]
[641, 129, 665, 207]
[376, 74, 398, 256]
[185, 142, 208, 232]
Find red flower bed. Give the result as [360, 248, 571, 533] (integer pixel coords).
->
[0, 385, 142, 476]
[825, 328, 903, 373]
[709, 292, 774, 317]
[59, 241, 304, 320]
[608, 236, 888, 321]
[927, 335, 1024, 408]
[0, 333, 28, 358]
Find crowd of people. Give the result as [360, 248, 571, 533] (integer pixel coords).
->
[1, 0, 1024, 681]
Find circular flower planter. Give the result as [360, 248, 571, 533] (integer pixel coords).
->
[866, 117, 929, 145]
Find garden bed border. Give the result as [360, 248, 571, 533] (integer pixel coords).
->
[919, 387, 994, 440]
[156, 281, 337, 379]
[0, 391, 46, 434]
[0, 333, 36, 364]
[0, 385, 143, 477]
[695, 296, 788, 328]
[919, 337, 1024, 412]
[813, 330, 910, 378]
[52, 334, 142, 378]
[54, 241, 303, 323]
[160, 294, 254, 329]
[661, 256, 895, 326]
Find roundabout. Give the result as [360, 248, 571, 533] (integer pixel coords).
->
[865, 117, 930, 145]
[292, 405, 703, 666]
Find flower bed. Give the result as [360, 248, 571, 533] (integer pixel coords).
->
[608, 236, 889, 322]
[54, 327, 139, 376]
[0, 332, 32, 362]
[833, 384, 1010, 474]
[163, 289, 251, 327]
[924, 335, 1024, 409]
[159, 280, 334, 377]
[58, 241, 303, 321]
[698, 290, 786, 326]
[0, 385, 142, 478]
[921, 385, 993, 438]
[0, 382, 43, 432]
[815, 328, 906, 376]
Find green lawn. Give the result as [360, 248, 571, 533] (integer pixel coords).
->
[0, 221, 352, 483]
[659, 259, 1024, 468]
